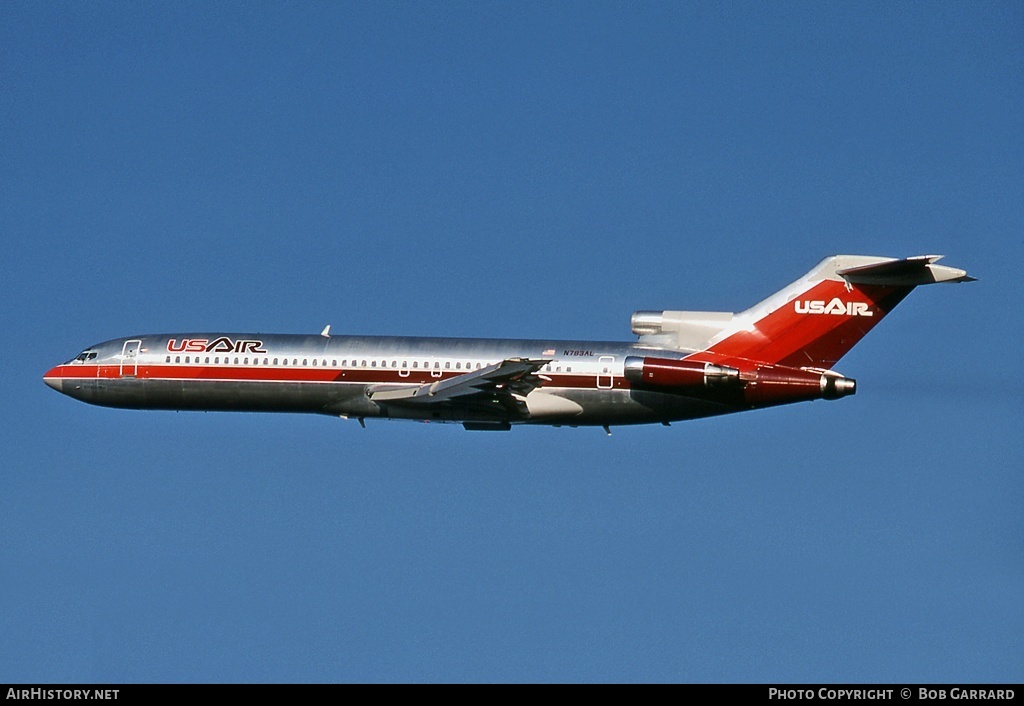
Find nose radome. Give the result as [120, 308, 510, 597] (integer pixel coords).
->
[43, 366, 63, 393]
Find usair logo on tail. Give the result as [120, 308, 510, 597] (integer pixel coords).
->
[794, 298, 873, 317]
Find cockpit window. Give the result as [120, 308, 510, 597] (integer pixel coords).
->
[70, 350, 98, 364]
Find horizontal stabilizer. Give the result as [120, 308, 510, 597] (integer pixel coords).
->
[838, 255, 975, 285]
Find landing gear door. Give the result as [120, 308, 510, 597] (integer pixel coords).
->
[120, 339, 141, 378]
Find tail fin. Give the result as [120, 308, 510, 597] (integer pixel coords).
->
[637, 255, 973, 369]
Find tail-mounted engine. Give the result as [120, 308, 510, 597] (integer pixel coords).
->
[623, 356, 855, 405]
[624, 357, 741, 388]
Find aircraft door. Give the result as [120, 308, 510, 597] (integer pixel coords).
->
[120, 339, 141, 378]
[597, 355, 614, 389]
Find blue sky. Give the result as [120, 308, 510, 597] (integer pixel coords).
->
[2, 2, 1021, 683]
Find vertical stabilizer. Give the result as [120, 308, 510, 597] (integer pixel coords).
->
[686, 255, 972, 369]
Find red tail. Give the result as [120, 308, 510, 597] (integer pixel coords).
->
[685, 255, 972, 370]
[704, 279, 912, 368]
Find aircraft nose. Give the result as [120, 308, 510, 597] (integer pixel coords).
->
[43, 366, 63, 393]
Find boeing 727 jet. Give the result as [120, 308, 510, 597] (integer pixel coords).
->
[43, 255, 972, 431]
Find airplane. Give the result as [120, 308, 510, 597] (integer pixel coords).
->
[43, 254, 973, 432]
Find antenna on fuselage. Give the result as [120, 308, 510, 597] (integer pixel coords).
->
[320, 325, 331, 337]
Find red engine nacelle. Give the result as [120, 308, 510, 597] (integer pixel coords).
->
[743, 364, 856, 404]
[623, 356, 856, 405]
[623, 357, 741, 388]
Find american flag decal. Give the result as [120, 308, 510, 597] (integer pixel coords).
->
[542, 348, 555, 356]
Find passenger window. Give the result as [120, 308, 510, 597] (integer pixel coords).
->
[412, 362, 418, 369]
[313, 359, 318, 366]
[361, 360, 367, 367]
[165, 356, 171, 363]
[234, 357, 239, 365]
[214, 357, 219, 364]
[566, 367, 572, 372]
[175, 356, 181, 363]
[185, 356, 190, 363]
[282, 359, 288, 366]
[322, 360, 327, 367]
[445, 361, 451, 369]
[371, 360, 376, 367]
[274, 358, 279, 365]
[205, 357, 210, 364]
[332, 360, 337, 367]
[434, 362, 439, 368]
[456, 362, 461, 370]
[293, 359, 298, 366]
[244, 358, 249, 365]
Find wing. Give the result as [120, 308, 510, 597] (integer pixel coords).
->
[368, 357, 550, 417]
